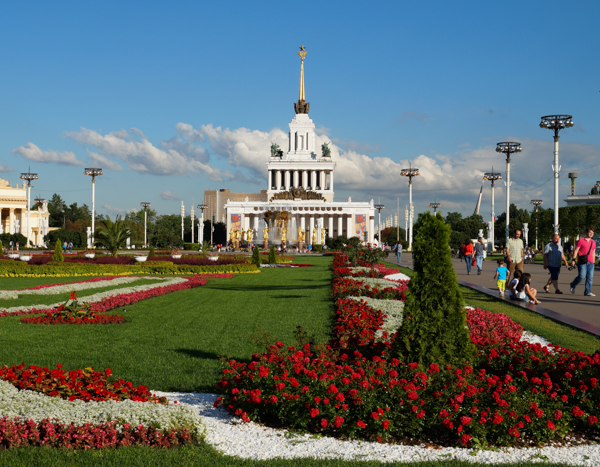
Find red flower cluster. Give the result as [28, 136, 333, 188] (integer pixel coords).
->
[216, 253, 600, 447]
[0, 417, 194, 449]
[0, 363, 167, 403]
[466, 307, 523, 344]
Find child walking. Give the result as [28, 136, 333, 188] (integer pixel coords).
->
[494, 259, 509, 296]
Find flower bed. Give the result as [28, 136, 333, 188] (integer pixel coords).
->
[216, 253, 600, 448]
[1, 274, 231, 318]
[0, 364, 166, 403]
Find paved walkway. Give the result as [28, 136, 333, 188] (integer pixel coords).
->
[387, 252, 600, 336]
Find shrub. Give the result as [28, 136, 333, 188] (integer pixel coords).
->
[312, 244, 323, 252]
[149, 245, 155, 257]
[392, 212, 477, 367]
[268, 245, 276, 264]
[53, 239, 64, 262]
[183, 242, 199, 251]
[252, 245, 261, 267]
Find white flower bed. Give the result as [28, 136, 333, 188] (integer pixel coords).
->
[350, 296, 404, 339]
[1, 276, 185, 315]
[0, 379, 204, 437]
[347, 276, 400, 288]
[0, 276, 154, 300]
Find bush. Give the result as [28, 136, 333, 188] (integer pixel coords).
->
[312, 244, 323, 252]
[183, 242, 199, 251]
[149, 245, 155, 257]
[268, 245, 276, 264]
[0, 233, 27, 249]
[44, 229, 86, 249]
[53, 239, 64, 262]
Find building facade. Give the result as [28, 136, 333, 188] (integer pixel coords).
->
[0, 178, 50, 246]
[224, 47, 375, 246]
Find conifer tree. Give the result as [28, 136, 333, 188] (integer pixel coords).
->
[252, 245, 261, 267]
[392, 212, 476, 367]
[268, 245, 276, 264]
[53, 239, 64, 262]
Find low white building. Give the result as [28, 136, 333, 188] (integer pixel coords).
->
[225, 48, 375, 246]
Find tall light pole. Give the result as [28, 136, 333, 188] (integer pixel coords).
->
[495, 143, 522, 245]
[404, 206, 408, 241]
[140, 202, 151, 247]
[20, 169, 38, 247]
[429, 202, 440, 216]
[84, 168, 103, 247]
[483, 170, 502, 251]
[180, 201, 185, 241]
[400, 164, 419, 250]
[540, 115, 574, 234]
[530, 200, 543, 250]
[374, 202, 384, 246]
[197, 204, 207, 246]
[190, 199, 195, 244]
[34, 196, 45, 247]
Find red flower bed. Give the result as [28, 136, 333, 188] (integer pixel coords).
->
[0, 363, 166, 403]
[331, 277, 408, 301]
[216, 253, 600, 447]
[0, 417, 194, 449]
[2, 274, 227, 319]
[20, 313, 125, 325]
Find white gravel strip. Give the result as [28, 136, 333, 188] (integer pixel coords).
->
[383, 272, 411, 281]
[1, 276, 183, 314]
[151, 389, 600, 465]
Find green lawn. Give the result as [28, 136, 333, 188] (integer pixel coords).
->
[0, 257, 334, 393]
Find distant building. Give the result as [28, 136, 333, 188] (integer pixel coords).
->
[204, 189, 268, 224]
[564, 194, 600, 207]
[0, 178, 50, 246]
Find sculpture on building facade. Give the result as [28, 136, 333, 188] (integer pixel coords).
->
[312, 227, 317, 245]
[321, 142, 331, 158]
[262, 226, 269, 247]
[270, 143, 283, 158]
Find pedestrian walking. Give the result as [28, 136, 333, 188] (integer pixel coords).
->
[474, 237, 485, 275]
[543, 234, 569, 294]
[464, 240, 474, 275]
[68, 242, 73, 253]
[505, 229, 524, 283]
[570, 227, 596, 296]
[493, 259, 509, 296]
[395, 242, 402, 263]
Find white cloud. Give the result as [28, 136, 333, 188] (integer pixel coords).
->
[65, 127, 231, 180]
[88, 152, 123, 171]
[0, 164, 14, 172]
[12, 143, 84, 166]
[160, 191, 180, 200]
[102, 203, 136, 216]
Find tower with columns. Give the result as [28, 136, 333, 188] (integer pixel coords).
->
[224, 46, 375, 246]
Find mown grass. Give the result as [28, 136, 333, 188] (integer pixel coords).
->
[0, 444, 579, 467]
[0, 278, 163, 308]
[0, 257, 334, 393]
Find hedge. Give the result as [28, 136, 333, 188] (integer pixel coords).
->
[0, 262, 259, 277]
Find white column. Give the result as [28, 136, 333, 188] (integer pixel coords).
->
[300, 215, 306, 234]
[284, 170, 290, 189]
[0, 209, 3, 234]
[293, 170, 298, 188]
[254, 215, 259, 233]
[276, 170, 282, 189]
[337, 215, 343, 238]
[328, 215, 334, 239]
[330, 172, 334, 192]
[9, 209, 15, 234]
[309, 215, 315, 244]
[311, 171, 316, 190]
[369, 216, 375, 244]
[268, 169, 273, 189]
[320, 170, 325, 190]
[303, 170, 308, 188]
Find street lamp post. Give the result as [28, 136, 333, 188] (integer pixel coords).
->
[429, 202, 441, 216]
[483, 170, 502, 251]
[400, 164, 420, 250]
[140, 202, 151, 247]
[530, 200, 543, 250]
[190, 201, 195, 245]
[374, 203, 384, 246]
[495, 143, 522, 245]
[34, 196, 45, 247]
[539, 115, 574, 234]
[20, 169, 38, 248]
[404, 207, 408, 241]
[197, 204, 207, 247]
[180, 201, 185, 241]
[84, 168, 103, 247]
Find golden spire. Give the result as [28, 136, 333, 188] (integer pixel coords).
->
[298, 45, 307, 101]
[294, 46, 310, 114]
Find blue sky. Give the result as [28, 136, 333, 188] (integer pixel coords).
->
[1, 1, 599, 221]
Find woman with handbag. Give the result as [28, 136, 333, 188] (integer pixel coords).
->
[464, 240, 474, 275]
[570, 227, 596, 296]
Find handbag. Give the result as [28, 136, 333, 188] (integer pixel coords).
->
[578, 241, 593, 264]
[472, 257, 476, 266]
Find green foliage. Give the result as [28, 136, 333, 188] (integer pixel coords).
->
[449, 231, 471, 249]
[325, 235, 347, 250]
[183, 243, 199, 251]
[94, 215, 132, 257]
[44, 229, 86, 248]
[312, 244, 323, 252]
[346, 236, 361, 247]
[53, 239, 64, 262]
[444, 212, 487, 241]
[392, 212, 477, 367]
[252, 245, 261, 267]
[268, 245, 276, 263]
[494, 204, 532, 246]
[382, 228, 407, 248]
[0, 233, 27, 249]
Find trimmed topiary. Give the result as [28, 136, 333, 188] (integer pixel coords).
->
[149, 245, 155, 257]
[53, 239, 64, 263]
[252, 245, 261, 267]
[268, 245, 276, 264]
[392, 212, 476, 367]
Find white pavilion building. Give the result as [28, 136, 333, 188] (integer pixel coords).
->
[225, 47, 375, 246]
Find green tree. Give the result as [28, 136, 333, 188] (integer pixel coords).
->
[392, 212, 477, 367]
[48, 194, 66, 228]
[93, 215, 132, 256]
[252, 245, 261, 267]
[268, 245, 276, 263]
[53, 239, 64, 262]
